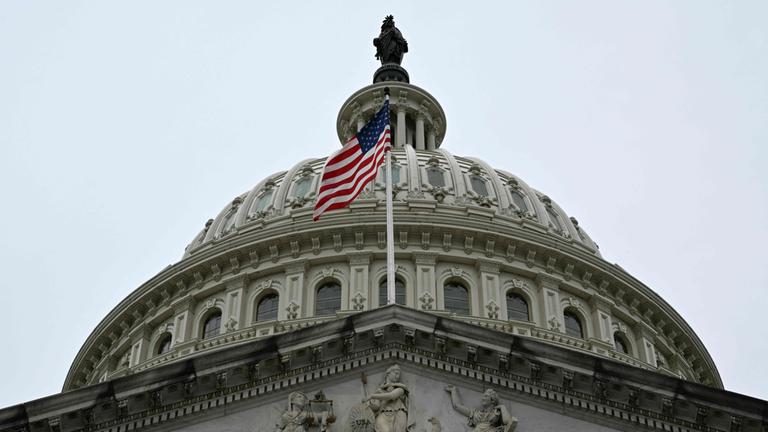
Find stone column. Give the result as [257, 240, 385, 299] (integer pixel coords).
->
[415, 115, 425, 150]
[588, 294, 616, 355]
[128, 325, 150, 368]
[223, 278, 247, 332]
[634, 321, 659, 367]
[172, 297, 197, 345]
[477, 260, 501, 319]
[348, 253, 371, 310]
[413, 252, 438, 311]
[396, 108, 406, 148]
[284, 261, 307, 319]
[357, 118, 365, 132]
[535, 273, 563, 332]
[427, 130, 436, 150]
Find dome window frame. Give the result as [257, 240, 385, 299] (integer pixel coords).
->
[253, 189, 274, 213]
[614, 332, 632, 355]
[255, 292, 280, 322]
[248, 178, 279, 220]
[155, 332, 173, 356]
[563, 308, 585, 339]
[379, 155, 403, 186]
[443, 279, 470, 315]
[505, 177, 534, 219]
[378, 276, 406, 307]
[315, 280, 342, 317]
[289, 165, 317, 208]
[505, 291, 530, 322]
[424, 156, 447, 189]
[201, 308, 223, 340]
[217, 196, 244, 238]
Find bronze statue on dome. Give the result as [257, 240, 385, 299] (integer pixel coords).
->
[373, 15, 408, 65]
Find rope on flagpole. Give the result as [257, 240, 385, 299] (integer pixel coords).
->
[384, 87, 396, 305]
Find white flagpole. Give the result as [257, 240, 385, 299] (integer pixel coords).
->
[385, 92, 396, 305]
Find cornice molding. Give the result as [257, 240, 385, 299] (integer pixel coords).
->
[12, 307, 764, 432]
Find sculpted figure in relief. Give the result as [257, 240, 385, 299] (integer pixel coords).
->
[445, 386, 517, 432]
[363, 365, 409, 432]
[274, 391, 334, 432]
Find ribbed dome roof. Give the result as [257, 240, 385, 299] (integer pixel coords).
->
[184, 148, 601, 259]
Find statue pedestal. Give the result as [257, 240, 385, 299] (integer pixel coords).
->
[373, 64, 410, 83]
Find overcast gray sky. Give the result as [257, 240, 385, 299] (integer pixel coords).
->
[1, 1, 766, 408]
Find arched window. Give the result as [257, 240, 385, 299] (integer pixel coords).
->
[546, 207, 563, 231]
[506, 292, 529, 322]
[444, 281, 470, 315]
[510, 189, 528, 212]
[563, 310, 583, 338]
[155, 333, 172, 356]
[315, 282, 341, 316]
[202, 310, 222, 340]
[378, 277, 406, 306]
[294, 176, 312, 199]
[470, 176, 488, 196]
[254, 190, 274, 212]
[256, 293, 279, 321]
[614, 333, 630, 354]
[427, 167, 445, 188]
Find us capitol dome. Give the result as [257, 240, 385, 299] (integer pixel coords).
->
[12, 15, 768, 432]
[64, 27, 719, 393]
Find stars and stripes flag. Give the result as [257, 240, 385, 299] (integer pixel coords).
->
[313, 99, 392, 220]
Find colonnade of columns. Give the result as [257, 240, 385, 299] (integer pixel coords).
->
[356, 107, 437, 150]
[393, 107, 436, 150]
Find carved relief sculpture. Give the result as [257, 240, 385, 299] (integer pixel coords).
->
[274, 391, 335, 432]
[445, 386, 517, 432]
[362, 364, 409, 432]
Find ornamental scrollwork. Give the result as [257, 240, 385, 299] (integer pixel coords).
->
[418, 292, 434, 310]
[286, 301, 300, 320]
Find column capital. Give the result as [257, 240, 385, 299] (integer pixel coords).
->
[535, 272, 560, 290]
[412, 251, 438, 266]
[476, 259, 500, 274]
[284, 259, 308, 274]
[588, 293, 614, 310]
[348, 252, 372, 266]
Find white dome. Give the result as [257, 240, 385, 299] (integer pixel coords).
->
[183, 149, 601, 259]
[64, 83, 720, 394]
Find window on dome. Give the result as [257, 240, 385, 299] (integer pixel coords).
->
[256, 293, 279, 321]
[546, 207, 563, 231]
[510, 189, 528, 212]
[614, 333, 630, 354]
[315, 282, 341, 316]
[378, 277, 406, 306]
[563, 310, 583, 338]
[444, 281, 470, 315]
[506, 292, 529, 322]
[470, 176, 488, 196]
[221, 211, 237, 234]
[391, 164, 401, 184]
[427, 167, 445, 188]
[202, 310, 222, 340]
[254, 190, 273, 212]
[293, 176, 312, 199]
[156, 333, 172, 356]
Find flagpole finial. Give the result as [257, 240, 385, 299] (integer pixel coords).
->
[383, 87, 390, 97]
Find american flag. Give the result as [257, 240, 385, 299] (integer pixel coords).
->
[313, 99, 392, 221]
